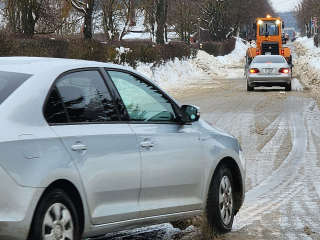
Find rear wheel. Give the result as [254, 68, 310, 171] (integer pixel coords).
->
[28, 189, 80, 240]
[285, 81, 292, 91]
[247, 82, 254, 91]
[206, 164, 235, 234]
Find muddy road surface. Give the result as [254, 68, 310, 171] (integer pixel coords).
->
[90, 75, 320, 240]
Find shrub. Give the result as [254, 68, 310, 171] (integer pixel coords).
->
[201, 38, 236, 56]
[67, 39, 108, 62]
[0, 33, 236, 67]
[201, 41, 224, 56]
[223, 37, 236, 55]
[0, 33, 14, 56]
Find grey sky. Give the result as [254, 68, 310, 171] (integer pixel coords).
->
[270, 0, 301, 12]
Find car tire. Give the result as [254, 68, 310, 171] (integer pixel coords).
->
[205, 164, 234, 234]
[285, 82, 292, 91]
[247, 82, 254, 91]
[28, 189, 80, 240]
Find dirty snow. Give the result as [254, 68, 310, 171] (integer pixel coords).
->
[136, 37, 248, 89]
[293, 37, 320, 89]
[292, 78, 304, 92]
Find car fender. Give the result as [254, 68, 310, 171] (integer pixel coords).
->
[193, 120, 245, 210]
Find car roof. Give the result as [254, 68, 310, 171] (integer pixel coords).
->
[0, 57, 132, 75]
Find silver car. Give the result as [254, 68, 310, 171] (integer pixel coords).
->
[0, 57, 245, 240]
[246, 55, 293, 91]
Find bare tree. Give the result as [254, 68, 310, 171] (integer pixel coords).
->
[1, 0, 77, 35]
[294, 0, 320, 37]
[141, 0, 168, 44]
[168, 0, 197, 43]
[197, 0, 275, 41]
[2, 0, 43, 34]
[98, 0, 135, 41]
[65, 0, 95, 39]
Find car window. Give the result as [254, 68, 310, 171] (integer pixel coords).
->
[107, 71, 177, 123]
[253, 56, 285, 63]
[0, 71, 32, 104]
[44, 86, 68, 123]
[259, 20, 279, 36]
[45, 70, 119, 123]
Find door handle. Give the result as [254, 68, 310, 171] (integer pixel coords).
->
[141, 142, 154, 148]
[71, 144, 87, 151]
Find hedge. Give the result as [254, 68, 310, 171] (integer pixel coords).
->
[201, 38, 236, 56]
[0, 33, 236, 67]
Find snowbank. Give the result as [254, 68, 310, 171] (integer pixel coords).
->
[293, 37, 320, 88]
[136, 37, 248, 90]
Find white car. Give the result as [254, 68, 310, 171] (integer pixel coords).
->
[0, 57, 245, 240]
[246, 55, 293, 91]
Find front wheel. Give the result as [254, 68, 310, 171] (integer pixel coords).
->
[206, 164, 234, 234]
[28, 189, 80, 240]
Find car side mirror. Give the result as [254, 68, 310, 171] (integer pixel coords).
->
[290, 64, 294, 68]
[181, 105, 201, 123]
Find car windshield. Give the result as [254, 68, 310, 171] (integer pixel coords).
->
[259, 20, 279, 36]
[0, 71, 32, 104]
[253, 56, 285, 63]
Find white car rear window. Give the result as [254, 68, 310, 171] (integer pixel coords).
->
[254, 56, 286, 63]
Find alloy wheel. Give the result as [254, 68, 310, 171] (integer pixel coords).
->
[42, 203, 74, 240]
[219, 175, 233, 225]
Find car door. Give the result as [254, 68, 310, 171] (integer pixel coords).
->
[43, 69, 141, 225]
[106, 70, 204, 218]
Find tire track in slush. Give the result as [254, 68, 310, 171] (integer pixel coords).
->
[233, 96, 320, 239]
[249, 98, 293, 188]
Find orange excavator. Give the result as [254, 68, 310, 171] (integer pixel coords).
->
[246, 15, 292, 67]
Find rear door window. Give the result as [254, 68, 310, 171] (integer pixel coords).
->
[44, 70, 119, 124]
[0, 71, 32, 104]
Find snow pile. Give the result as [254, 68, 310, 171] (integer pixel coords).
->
[293, 37, 320, 89]
[216, 38, 248, 68]
[291, 78, 304, 92]
[136, 37, 248, 89]
[136, 58, 204, 88]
